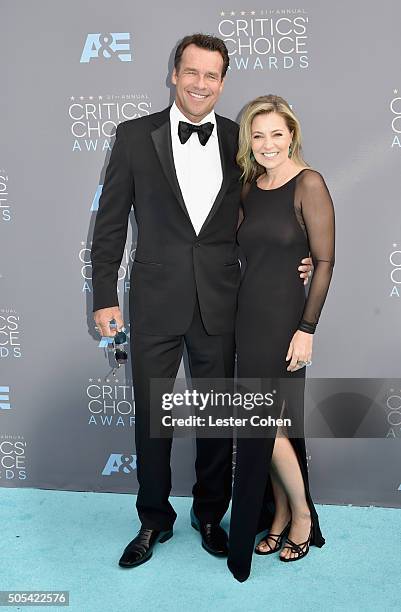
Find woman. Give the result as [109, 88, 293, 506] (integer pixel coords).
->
[227, 95, 335, 582]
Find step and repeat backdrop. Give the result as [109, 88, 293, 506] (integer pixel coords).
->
[1, 0, 400, 507]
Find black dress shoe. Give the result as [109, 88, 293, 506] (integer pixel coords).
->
[118, 527, 173, 568]
[190, 507, 228, 557]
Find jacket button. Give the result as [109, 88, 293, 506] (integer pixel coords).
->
[194, 242, 201, 248]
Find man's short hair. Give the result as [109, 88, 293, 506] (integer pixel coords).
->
[174, 33, 230, 79]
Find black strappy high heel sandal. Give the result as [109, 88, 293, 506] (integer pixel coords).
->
[279, 520, 313, 562]
[255, 521, 291, 555]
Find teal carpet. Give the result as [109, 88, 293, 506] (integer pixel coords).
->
[1, 488, 399, 611]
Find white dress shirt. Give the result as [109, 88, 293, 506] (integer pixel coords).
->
[170, 102, 223, 235]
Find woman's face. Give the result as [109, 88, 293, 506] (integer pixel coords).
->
[251, 112, 294, 171]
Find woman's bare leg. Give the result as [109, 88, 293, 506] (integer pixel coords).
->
[255, 463, 291, 552]
[270, 430, 311, 560]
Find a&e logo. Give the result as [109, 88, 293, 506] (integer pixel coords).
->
[91, 184, 103, 212]
[0, 386, 11, 410]
[102, 453, 137, 475]
[80, 33, 132, 63]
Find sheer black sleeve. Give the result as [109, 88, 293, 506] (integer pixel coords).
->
[294, 170, 335, 334]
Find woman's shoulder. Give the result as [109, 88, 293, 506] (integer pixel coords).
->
[296, 167, 326, 188]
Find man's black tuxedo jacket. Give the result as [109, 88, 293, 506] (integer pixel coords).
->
[91, 105, 242, 335]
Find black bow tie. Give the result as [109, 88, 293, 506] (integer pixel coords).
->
[178, 120, 214, 146]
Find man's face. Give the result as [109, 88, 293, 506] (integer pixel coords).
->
[172, 44, 225, 123]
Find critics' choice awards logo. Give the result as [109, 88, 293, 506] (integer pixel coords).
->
[0, 386, 11, 410]
[79, 241, 135, 297]
[68, 94, 151, 152]
[87, 378, 135, 427]
[389, 244, 401, 297]
[102, 453, 137, 475]
[390, 90, 401, 148]
[0, 309, 22, 358]
[385, 388, 401, 439]
[0, 434, 27, 480]
[218, 8, 309, 70]
[80, 33, 132, 63]
[0, 171, 11, 222]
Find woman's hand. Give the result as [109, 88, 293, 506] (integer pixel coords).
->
[286, 330, 313, 372]
[299, 256, 313, 285]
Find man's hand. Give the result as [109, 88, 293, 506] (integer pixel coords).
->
[298, 257, 313, 285]
[94, 306, 124, 338]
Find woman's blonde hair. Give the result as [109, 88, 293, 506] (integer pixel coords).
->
[237, 94, 308, 184]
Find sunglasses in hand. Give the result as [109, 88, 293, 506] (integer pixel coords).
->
[112, 329, 128, 374]
[95, 322, 128, 376]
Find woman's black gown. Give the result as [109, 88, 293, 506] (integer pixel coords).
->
[227, 168, 335, 581]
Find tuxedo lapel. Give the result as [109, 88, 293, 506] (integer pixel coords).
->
[150, 108, 193, 225]
[198, 114, 233, 235]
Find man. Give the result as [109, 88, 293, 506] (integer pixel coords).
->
[91, 33, 312, 568]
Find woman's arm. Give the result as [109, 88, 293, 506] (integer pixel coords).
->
[286, 170, 335, 371]
[297, 170, 335, 333]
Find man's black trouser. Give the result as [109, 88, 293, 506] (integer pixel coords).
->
[131, 296, 235, 531]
